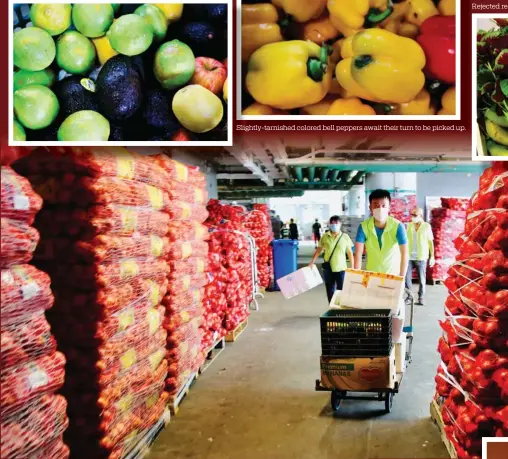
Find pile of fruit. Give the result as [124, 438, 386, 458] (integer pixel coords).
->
[158, 157, 210, 395]
[389, 194, 417, 223]
[245, 204, 274, 289]
[14, 149, 171, 459]
[477, 19, 508, 156]
[13, 3, 228, 142]
[1, 165, 69, 459]
[434, 162, 508, 459]
[205, 201, 252, 339]
[241, 0, 455, 116]
[427, 203, 467, 281]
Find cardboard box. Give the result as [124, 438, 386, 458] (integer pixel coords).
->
[329, 289, 342, 309]
[340, 269, 404, 314]
[395, 332, 407, 373]
[320, 349, 396, 391]
[392, 305, 405, 342]
[277, 265, 323, 299]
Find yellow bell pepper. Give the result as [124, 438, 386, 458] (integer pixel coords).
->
[327, 97, 376, 115]
[380, 2, 419, 39]
[242, 4, 284, 62]
[327, 0, 393, 37]
[329, 39, 345, 64]
[300, 96, 337, 115]
[272, 0, 327, 23]
[438, 0, 455, 15]
[391, 90, 436, 115]
[438, 87, 455, 115]
[242, 103, 289, 115]
[298, 13, 339, 45]
[335, 29, 426, 104]
[405, 0, 438, 26]
[246, 40, 332, 110]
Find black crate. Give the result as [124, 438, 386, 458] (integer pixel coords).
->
[320, 309, 393, 358]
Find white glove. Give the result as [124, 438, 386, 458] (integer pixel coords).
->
[429, 258, 436, 268]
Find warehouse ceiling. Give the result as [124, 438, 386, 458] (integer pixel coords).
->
[170, 134, 487, 199]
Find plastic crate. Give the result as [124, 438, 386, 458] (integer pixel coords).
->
[320, 309, 393, 357]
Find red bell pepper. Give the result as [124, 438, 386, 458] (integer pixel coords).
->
[417, 16, 456, 84]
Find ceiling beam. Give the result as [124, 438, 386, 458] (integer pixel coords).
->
[217, 173, 263, 180]
[226, 147, 274, 186]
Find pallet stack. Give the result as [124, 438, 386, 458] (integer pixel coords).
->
[433, 162, 508, 459]
[156, 157, 210, 409]
[1, 166, 69, 459]
[15, 149, 171, 459]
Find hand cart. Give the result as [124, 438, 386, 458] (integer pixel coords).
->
[315, 289, 415, 414]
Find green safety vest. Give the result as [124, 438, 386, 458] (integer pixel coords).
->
[361, 216, 401, 275]
[407, 222, 432, 261]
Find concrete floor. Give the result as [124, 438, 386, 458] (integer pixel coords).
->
[148, 283, 449, 459]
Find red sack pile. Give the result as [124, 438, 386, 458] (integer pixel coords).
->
[204, 201, 253, 351]
[428, 207, 468, 281]
[441, 197, 470, 211]
[15, 149, 170, 459]
[434, 162, 508, 459]
[245, 204, 274, 289]
[1, 166, 69, 459]
[157, 159, 209, 397]
[390, 194, 417, 223]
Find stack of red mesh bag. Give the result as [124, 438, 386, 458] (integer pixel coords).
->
[155, 156, 210, 397]
[434, 162, 508, 459]
[245, 204, 274, 289]
[1, 166, 69, 459]
[428, 198, 468, 281]
[14, 148, 171, 459]
[390, 194, 417, 223]
[205, 200, 252, 341]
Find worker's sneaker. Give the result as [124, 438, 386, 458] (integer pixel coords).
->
[416, 298, 424, 306]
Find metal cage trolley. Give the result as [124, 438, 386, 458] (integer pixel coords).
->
[315, 289, 415, 414]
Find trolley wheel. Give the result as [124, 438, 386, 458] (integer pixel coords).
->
[331, 390, 343, 412]
[385, 393, 394, 414]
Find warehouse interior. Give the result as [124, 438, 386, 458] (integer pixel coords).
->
[2, 140, 503, 459]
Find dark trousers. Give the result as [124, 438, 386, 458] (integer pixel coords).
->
[405, 260, 427, 300]
[324, 269, 346, 303]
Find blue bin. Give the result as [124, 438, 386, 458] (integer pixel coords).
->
[272, 240, 299, 291]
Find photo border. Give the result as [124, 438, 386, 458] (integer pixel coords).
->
[9, 0, 234, 147]
[483, 437, 508, 459]
[237, 0, 461, 121]
[472, 13, 508, 161]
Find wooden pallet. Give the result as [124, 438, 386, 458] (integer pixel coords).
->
[122, 408, 170, 459]
[168, 372, 198, 415]
[430, 397, 457, 459]
[199, 337, 225, 374]
[225, 319, 248, 343]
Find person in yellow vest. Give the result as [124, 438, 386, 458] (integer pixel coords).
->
[406, 207, 435, 305]
[309, 216, 354, 302]
[354, 189, 409, 277]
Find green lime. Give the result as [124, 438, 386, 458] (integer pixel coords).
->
[134, 4, 168, 43]
[30, 4, 72, 36]
[107, 14, 154, 56]
[112, 4, 121, 13]
[14, 85, 59, 130]
[13, 119, 26, 141]
[13, 68, 55, 91]
[72, 4, 114, 38]
[58, 110, 110, 141]
[13, 27, 56, 71]
[56, 31, 96, 74]
[154, 40, 195, 90]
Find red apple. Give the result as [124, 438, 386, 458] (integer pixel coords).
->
[171, 128, 191, 142]
[222, 58, 228, 72]
[191, 57, 227, 95]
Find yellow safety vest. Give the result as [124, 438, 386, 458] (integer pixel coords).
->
[407, 222, 432, 261]
[361, 216, 401, 275]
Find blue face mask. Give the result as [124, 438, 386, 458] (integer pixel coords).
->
[330, 223, 340, 232]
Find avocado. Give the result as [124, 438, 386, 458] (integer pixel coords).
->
[96, 55, 144, 121]
[53, 76, 99, 118]
[206, 5, 228, 26]
[182, 5, 227, 26]
[142, 89, 179, 131]
[25, 121, 60, 141]
[177, 22, 217, 58]
[109, 123, 125, 141]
